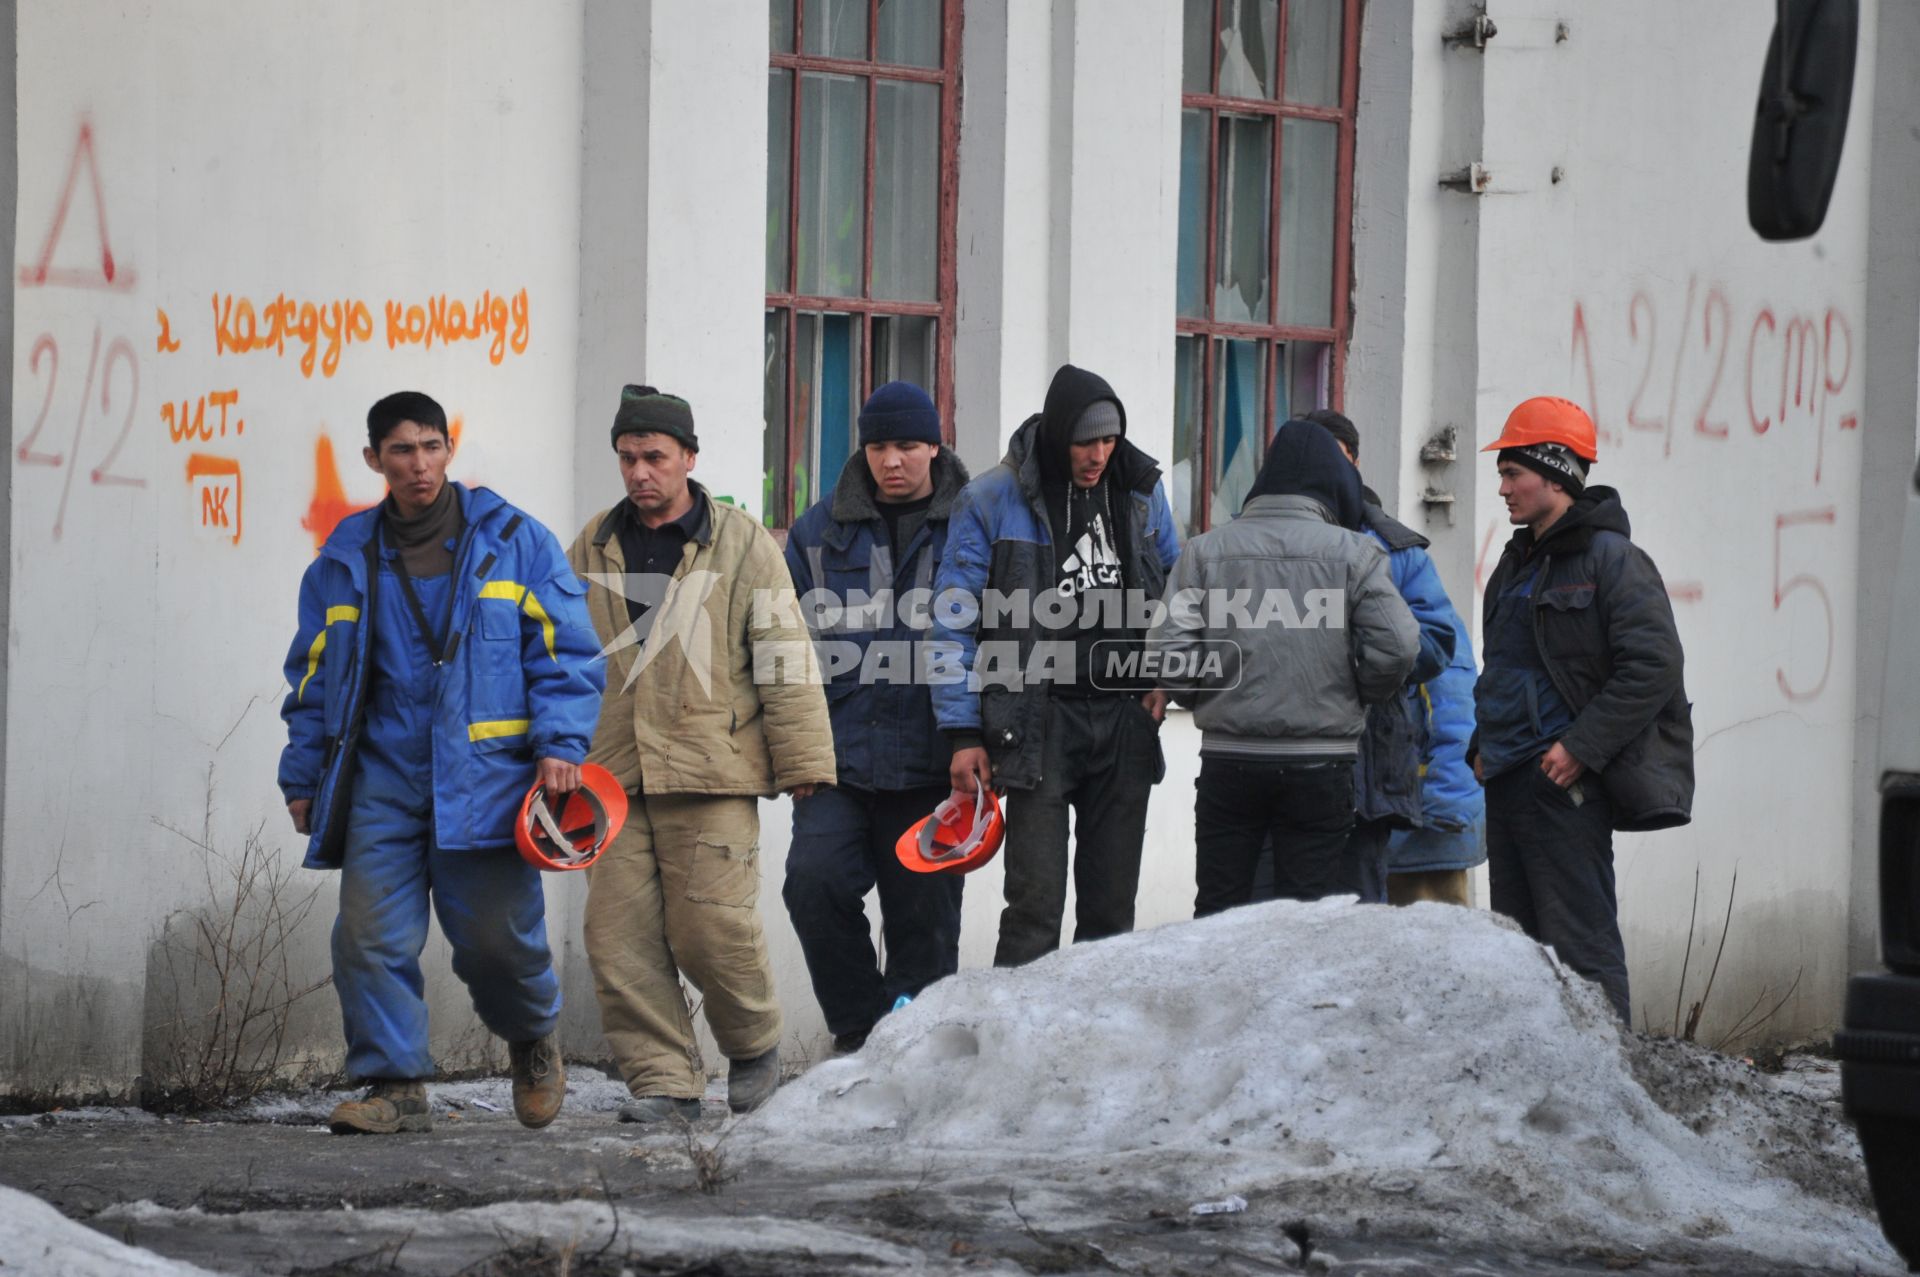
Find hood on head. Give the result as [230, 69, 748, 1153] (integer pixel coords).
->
[1038, 364, 1126, 483]
[1244, 419, 1364, 529]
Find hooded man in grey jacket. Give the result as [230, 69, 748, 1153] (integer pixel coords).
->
[1149, 420, 1420, 913]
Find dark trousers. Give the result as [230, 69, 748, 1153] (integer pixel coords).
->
[1250, 814, 1390, 905]
[1485, 761, 1630, 1023]
[782, 783, 962, 1038]
[1195, 757, 1356, 916]
[995, 695, 1162, 967]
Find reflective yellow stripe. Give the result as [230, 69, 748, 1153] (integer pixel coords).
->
[521, 591, 557, 662]
[468, 718, 531, 742]
[477, 580, 558, 663]
[298, 633, 327, 701]
[297, 606, 363, 701]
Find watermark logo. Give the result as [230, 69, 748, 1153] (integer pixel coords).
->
[1088, 638, 1242, 692]
[585, 570, 725, 695]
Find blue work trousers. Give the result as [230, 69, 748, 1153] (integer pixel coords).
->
[331, 760, 560, 1080]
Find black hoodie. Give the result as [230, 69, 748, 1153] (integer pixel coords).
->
[1244, 419, 1365, 530]
[1033, 364, 1137, 694]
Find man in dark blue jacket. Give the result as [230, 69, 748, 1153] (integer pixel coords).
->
[784, 382, 970, 1053]
[933, 365, 1181, 966]
[278, 391, 605, 1135]
[1307, 410, 1459, 901]
[1470, 397, 1693, 1024]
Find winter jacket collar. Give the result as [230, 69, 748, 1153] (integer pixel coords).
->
[1001, 414, 1163, 504]
[1360, 486, 1430, 552]
[592, 481, 717, 550]
[1239, 492, 1340, 525]
[823, 448, 969, 551]
[322, 483, 504, 576]
[1505, 485, 1631, 561]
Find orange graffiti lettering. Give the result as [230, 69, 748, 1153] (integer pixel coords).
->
[384, 288, 530, 364]
[185, 453, 243, 546]
[156, 307, 181, 354]
[164, 389, 243, 442]
[210, 293, 374, 379]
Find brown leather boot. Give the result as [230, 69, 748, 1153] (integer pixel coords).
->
[509, 1032, 565, 1129]
[328, 1080, 431, 1135]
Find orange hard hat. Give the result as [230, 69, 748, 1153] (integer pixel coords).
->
[515, 763, 629, 871]
[1482, 396, 1599, 462]
[895, 787, 1005, 876]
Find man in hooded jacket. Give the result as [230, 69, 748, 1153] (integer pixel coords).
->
[1150, 419, 1419, 912]
[931, 364, 1181, 966]
[1469, 397, 1693, 1024]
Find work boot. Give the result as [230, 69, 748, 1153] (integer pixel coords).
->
[617, 1095, 703, 1124]
[328, 1080, 431, 1135]
[728, 1047, 780, 1114]
[508, 1032, 565, 1130]
[831, 1028, 870, 1056]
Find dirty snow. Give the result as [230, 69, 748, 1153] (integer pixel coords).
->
[738, 898, 1902, 1273]
[238, 1072, 638, 1123]
[0, 1185, 219, 1276]
[93, 1198, 981, 1274]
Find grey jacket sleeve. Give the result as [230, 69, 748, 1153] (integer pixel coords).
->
[1147, 542, 1209, 693]
[1348, 541, 1420, 706]
[1559, 542, 1684, 772]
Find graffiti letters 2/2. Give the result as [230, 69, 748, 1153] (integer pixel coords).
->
[1566, 280, 1857, 703]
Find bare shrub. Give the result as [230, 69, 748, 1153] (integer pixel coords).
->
[144, 773, 333, 1109]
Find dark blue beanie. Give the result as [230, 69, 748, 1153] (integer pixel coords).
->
[857, 381, 941, 446]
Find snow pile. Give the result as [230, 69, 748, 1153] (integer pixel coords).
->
[0, 1185, 217, 1277]
[741, 899, 1900, 1272]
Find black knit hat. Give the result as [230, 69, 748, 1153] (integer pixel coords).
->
[611, 384, 698, 452]
[1498, 442, 1588, 496]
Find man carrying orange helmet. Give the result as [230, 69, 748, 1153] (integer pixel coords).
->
[1468, 397, 1694, 1024]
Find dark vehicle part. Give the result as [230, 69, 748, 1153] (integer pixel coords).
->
[1747, 0, 1857, 241]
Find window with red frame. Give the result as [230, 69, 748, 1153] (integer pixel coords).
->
[1174, 0, 1359, 534]
[764, 0, 962, 527]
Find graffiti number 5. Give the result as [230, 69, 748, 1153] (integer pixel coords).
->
[1773, 507, 1836, 702]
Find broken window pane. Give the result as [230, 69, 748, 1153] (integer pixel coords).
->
[1212, 337, 1265, 525]
[1216, 0, 1277, 100]
[1214, 113, 1272, 325]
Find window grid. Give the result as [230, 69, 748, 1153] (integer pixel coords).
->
[1179, 0, 1361, 533]
[766, 0, 962, 527]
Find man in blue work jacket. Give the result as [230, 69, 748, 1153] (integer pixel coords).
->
[782, 381, 970, 1054]
[278, 391, 605, 1135]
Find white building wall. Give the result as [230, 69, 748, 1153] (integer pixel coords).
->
[3, 0, 588, 1093]
[1465, 1, 1877, 1041]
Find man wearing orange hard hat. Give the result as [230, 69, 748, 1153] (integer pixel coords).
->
[1467, 396, 1693, 1024]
